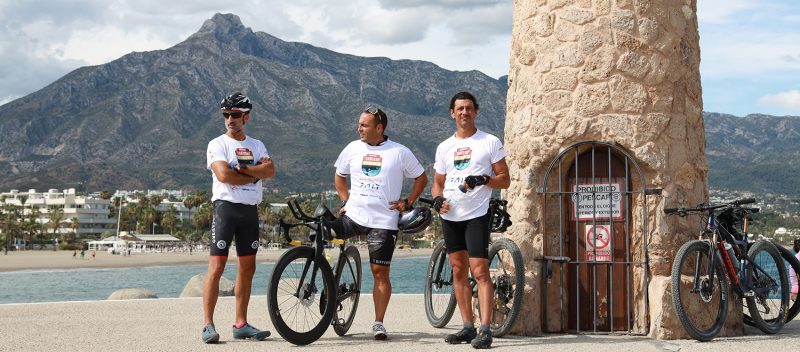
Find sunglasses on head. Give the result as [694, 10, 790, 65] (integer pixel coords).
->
[222, 111, 244, 119]
[364, 105, 386, 125]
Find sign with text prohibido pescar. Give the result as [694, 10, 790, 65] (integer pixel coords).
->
[585, 224, 611, 262]
[571, 182, 623, 221]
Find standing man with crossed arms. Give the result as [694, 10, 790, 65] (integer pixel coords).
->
[201, 92, 275, 343]
[432, 91, 510, 349]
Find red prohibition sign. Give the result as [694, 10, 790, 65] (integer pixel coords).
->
[586, 226, 610, 249]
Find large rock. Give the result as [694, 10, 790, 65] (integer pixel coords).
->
[180, 274, 234, 298]
[107, 288, 158, 300]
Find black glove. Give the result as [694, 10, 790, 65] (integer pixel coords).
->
[464, 175, 491, 189]
[432, 196, 445, 213]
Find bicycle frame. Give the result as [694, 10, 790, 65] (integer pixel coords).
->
[278, 200, 348, 303]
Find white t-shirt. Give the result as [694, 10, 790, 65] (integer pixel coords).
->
[434, 130, 507, 221]
[334, 139, 425, 230]
[206, 134, 269, 205]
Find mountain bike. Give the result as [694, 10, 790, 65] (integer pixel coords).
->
[267, 199, 361, 345]
[420, 197, 524, 337]
[666, 198, 789, 341]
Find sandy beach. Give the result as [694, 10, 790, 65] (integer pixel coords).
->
[0, 247, 434, 272]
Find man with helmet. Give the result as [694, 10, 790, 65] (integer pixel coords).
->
[201, 92, 275, 343]
[328, 105, 428, 340]
[431, 91, 509, 349]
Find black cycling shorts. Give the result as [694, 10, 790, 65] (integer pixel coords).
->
[327, 215, 397, 266]
[210, 200, 260, 257]
[442, 213, 491, 259]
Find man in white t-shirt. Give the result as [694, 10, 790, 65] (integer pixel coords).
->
[432, 91, 510, 349]
[201, 92, 275, 344]
[329, 106, 428, 340]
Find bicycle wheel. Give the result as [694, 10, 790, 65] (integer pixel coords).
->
[268, 246, 337, 345]
[424, 241, 456, 327]
[671, 240, 729, 341]
[333, 245, 361, 336]
[746, 241, 800, 326]
[486, 237, 525, 337]
[772, 241, 800, 321]
[745, 240, 789, 334]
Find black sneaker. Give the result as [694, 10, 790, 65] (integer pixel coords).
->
[471, 330, 493, 349]
[444, 327, 477, 344]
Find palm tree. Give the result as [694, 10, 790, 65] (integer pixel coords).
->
[1, 203, 22, 254]
[161, 207, 178, 235]
[47, 205, 64, 250]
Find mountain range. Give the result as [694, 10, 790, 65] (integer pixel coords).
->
[0, 14, 797, 197]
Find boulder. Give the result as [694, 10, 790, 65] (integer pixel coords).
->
[107, 288, 158, 300]
[180, 274, 234, 298]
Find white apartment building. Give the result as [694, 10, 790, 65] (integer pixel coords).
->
[1, 188, 115, 237]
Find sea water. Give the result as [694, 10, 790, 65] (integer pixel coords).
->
[0, 256, 429, 304]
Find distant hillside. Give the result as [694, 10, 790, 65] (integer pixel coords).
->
[0, 14, 797, 197]
[0, 14, 506, 193]
[704, 112, 800, 196]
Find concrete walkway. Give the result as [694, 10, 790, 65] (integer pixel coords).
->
[1, 294, 798, 351]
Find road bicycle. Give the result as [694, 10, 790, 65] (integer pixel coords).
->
[666, 198, 789, 341]
[420, 197, 524, 337]
[267, 199, 361, 345]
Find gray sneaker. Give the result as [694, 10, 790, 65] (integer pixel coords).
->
[372, 323, 388, 340]
[201, 323, 220, 343]
[232, 323, 271, 341]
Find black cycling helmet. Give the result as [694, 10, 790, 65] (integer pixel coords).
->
[220, 92, 252, 112]
[398, 206, 432, 233]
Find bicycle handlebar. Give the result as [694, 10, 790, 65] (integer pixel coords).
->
[663, 198, 758, 215]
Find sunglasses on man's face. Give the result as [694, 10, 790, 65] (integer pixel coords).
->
[222, 112, 244, 119]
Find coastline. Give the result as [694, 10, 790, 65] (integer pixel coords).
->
[0, 247, 434, 272]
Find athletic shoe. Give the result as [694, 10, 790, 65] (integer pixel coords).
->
[471, 329, 493, 349]
[232, 323, 271, 340]
[201, 323, 220, 343]
[444, 327, 477, 344]
[372, 323, 388, 340]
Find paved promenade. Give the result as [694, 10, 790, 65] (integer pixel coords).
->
[1, 294, 799, 351]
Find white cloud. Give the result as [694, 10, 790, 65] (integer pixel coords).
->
[56, 26, 171, 65]
[758, 90, 800, 111]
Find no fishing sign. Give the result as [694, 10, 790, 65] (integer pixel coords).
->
[585, 224, 611, 262]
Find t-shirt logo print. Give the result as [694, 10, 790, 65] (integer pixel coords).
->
[235, 148, 255, 167]
[361, 154, 382, 176]
[454, 147, 472, 170]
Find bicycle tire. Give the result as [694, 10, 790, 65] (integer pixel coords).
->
[745, 241, 800, 326]
[744, 240, 789, 334]
[486, 237, 525, 337]
[424, 241, 457, 327]
[772, 241, 800, 321]
[267, 246, 337, 345]
[333, 245, 362, 336]
[671, 240, 729, 341]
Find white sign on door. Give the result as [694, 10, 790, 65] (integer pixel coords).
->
[585, 224, 611, 262]
[571, 182, 623, 221]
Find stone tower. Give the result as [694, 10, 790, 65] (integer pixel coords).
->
[504, 0, 715, 338]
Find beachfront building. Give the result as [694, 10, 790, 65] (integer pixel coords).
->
[1, 188, 115, 239]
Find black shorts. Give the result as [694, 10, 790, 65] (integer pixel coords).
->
[442, 213, 491, 259]
[328, 215, 397, 266]
[210, 200, 260, 257]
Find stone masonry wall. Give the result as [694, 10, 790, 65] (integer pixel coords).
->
[504, 0, 724, 338]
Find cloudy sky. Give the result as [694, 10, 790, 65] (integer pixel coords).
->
[0, 0, 798, 117]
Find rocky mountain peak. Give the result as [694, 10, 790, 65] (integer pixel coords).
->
[193, 13, 250, 40]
